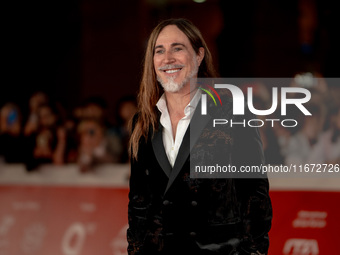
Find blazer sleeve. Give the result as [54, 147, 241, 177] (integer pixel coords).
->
[127, 114, 150, 255]
[232, 116, 273, 255]
[127, 156, 150, 255]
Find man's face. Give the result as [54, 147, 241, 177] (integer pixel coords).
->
[153, 25, 204, 93]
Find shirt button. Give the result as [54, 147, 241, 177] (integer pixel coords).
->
[145, 169, 149, 175]
[191, 201, 198, 206]
[163, 200, 170, 206]
[171, 147, 174, 150]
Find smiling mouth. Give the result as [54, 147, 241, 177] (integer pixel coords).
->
[159, 65, 184, 74]
[164, 68, 182, 74]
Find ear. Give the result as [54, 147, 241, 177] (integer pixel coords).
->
[196, 47, 205, 66]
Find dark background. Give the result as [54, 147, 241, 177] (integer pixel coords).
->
[2, 0, 339, 122]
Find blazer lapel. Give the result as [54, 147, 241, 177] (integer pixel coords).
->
[151, 125, 172, 178]
[164, 107, 211, 195]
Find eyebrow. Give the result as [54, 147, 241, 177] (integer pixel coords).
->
[154, 42, 187, 50]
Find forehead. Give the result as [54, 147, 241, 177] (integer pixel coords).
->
[155, 25, 191, 47]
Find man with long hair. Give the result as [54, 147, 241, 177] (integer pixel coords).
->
[128, 18, 272, 255]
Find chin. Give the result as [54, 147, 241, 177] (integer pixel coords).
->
[158, 76, 185, 93]
[163, 82, 185, 93]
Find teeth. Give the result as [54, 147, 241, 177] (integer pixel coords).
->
[165, 69, 180, 74]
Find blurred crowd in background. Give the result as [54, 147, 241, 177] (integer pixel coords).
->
[249, 75, 340, 166]
[0, 92, 137, 172]
[1, 0, 340, 172]
[1, 74, 339, 172]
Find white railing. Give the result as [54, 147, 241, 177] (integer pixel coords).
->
[0, 163, 339, 190]
[0, 163, 130, 187]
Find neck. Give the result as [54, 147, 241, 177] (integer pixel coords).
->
[164, 83, 195, 117]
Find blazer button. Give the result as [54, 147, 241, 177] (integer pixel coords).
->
[145, 169, 149, 175]
[191, 201, 198, 206]
[163, 200, 170, 206]
[189, 232, 196, 237]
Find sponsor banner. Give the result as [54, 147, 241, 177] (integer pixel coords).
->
[269, 191, 339, 255]
[0, 186, 128, 255]
[0, 185, 338, 255]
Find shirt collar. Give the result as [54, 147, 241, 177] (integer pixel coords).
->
[156, 89, 201, 118]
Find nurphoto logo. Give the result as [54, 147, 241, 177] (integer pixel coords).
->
[198, 82, 312, 128]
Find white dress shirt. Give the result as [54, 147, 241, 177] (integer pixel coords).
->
[156, 90, 201, 167]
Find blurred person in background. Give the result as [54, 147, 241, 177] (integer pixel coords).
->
[77, 118, 120, 172]
[307, 103, 340, 164]
[110, 95, 137, 163]
[242, 84, 285, 165]
[250, 96, 285, 165]
[73, 96, 122, 171]
[25, 103, 67, 170]
[259, 121, 285, 165]
[0, 103, 25, 163]
[61, 111, 79, 164]
[23, 91, 49, 136]
[269, 72, 329, 162]
[272, 121, 293, 161]
[291, 72, 329, 105]
[285, 102, 325, 165]
[75, 96, 109, 122]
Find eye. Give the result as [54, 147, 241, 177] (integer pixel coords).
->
[173, 47, 183, 52]
[155, 49, 164, 54]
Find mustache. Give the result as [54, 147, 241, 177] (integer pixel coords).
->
[158, 64, 184, 71]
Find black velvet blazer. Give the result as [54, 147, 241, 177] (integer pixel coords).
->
[127, 96, 272, 255]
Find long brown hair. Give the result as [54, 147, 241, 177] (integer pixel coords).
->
[130, 18, 217, 160]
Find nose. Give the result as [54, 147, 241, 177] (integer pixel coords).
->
[164, 50, 175, 64]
